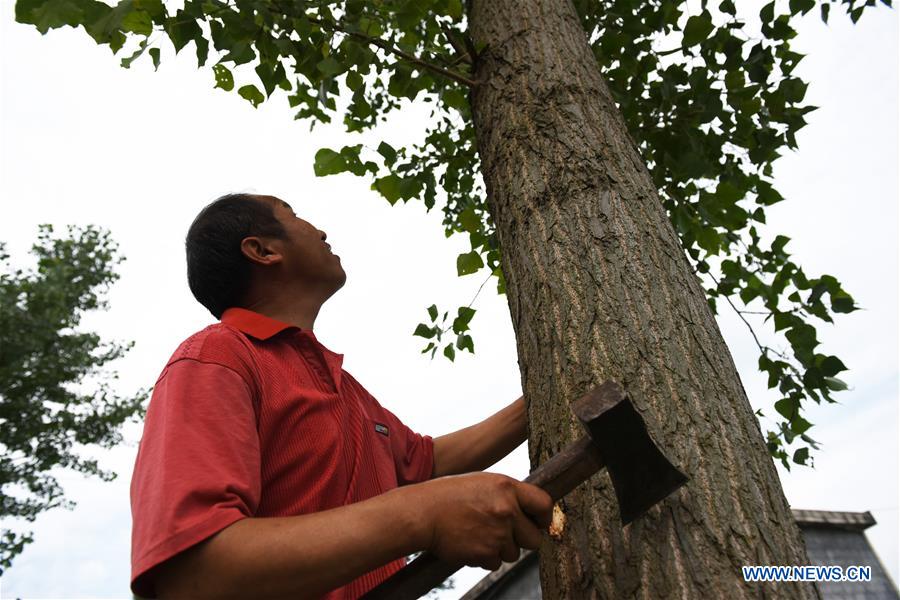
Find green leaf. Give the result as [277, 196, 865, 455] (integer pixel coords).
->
[372, 174, 402, 205]
[377, 142, 397, 167]
[819, 355, 847, 376]
[413, 323, 435, 339]
[756, 181, 784, 206]
[133, 0, 164, 19]
[237, 84, 264, 108]
[256, 61, 285, 97]
[452, 306, 476, 333]
[456, 251, 484, 276]
[774, 397, 798, 419]
[682, 11, 714, 47]
[427, 304, 438, 322]
[458, 207, 481, 234]
[792, 447, 809, 465]
[345, 70, 364, 92]
[739, 285, 759, 304]
[786, 323, 818, 355]
[695, 226, 721, 254]
[165, 10, 202, 53]
[195, 36, 209, 66]
[212, 64, 234, 91]
[771, 235, 790, 255]
[790, 415, 812, 435]
[445, 0, 463, 19]
[317, 56, 345, 77]
[443, 344, 456, 362]
[121, 10, 152, 35]
[773, 312, 794, 332]
[120, 39, 148, 68]
[808, 281, 828, 305]
[371, 174, 420, 205]
[313, 148, 348, 176]
[831, 293, 855, 313]
[824, 376, 848, 392]
[16, 0, 86, 33]
[357, 16, 383, 37]
[456, 334, 474, 353]
[149, 47, 160, 70]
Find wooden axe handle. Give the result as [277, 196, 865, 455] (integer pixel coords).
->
[360, 436, 605, 600]
[523, 436, 604, 497]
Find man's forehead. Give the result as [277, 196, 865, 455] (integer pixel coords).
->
[256, 194, 294, 212]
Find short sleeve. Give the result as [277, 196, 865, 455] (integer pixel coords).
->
[130, 359, 261, 598]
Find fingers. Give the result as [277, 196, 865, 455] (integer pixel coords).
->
[427, 474, 552, 572]
[513, 481, 553, 529]
[500, 540, 521, 563]
[510, 507, 545, 551]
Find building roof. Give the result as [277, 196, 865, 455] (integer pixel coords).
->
[459, 551, 538, 600]
[792, 509, 876, 531]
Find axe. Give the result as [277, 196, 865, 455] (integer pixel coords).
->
[361, 381, 689, 600]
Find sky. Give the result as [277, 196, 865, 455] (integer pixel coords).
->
[0, 2, 897, 599]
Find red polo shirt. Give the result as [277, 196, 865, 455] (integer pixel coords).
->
[130, 308, 434, 598]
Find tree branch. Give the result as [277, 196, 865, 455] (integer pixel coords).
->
[302, 12, 479, 88]
[655, 45, 690, 57]
[440, 23, 473, 65]
[261, 0, 477, 87]
[348, 29, 479, 87]
[707, 272, 768, 354]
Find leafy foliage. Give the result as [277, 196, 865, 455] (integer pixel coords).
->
[0, 225, 147, 571]
[414, 302, 477, 362]
[14, 0, 891, 466]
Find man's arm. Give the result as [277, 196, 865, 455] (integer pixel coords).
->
[432, 395, 527, 478]
[154, 472, 552, 600]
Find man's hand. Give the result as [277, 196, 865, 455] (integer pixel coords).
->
[152, 471, 551, 600]
[411, 472, 553, 571]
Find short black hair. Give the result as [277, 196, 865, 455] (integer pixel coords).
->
[186, 193, 287, 318]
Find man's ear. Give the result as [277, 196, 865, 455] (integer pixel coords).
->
[240, 236, 284, 266]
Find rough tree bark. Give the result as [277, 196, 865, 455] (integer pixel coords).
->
[468, 1, 818, 598]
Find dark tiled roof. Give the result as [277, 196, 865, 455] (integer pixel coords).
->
[793, 509, 877, 531]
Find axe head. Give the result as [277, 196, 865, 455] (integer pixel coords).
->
[572, 381, 688, 526]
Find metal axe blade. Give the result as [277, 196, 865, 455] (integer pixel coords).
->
[572, 381, 688, 525]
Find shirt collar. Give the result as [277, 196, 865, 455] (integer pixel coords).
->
[220, 307, 300, 340]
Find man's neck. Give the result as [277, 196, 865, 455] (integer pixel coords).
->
[241, 295, 324, 330]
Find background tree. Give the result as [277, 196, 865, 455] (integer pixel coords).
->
[11, 0, 889, 596]
[0, 225, 147, 572]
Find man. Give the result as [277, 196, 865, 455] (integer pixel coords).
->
[130, 193, 553, 599]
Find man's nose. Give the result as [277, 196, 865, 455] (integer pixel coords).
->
[320, 231, 327, 241]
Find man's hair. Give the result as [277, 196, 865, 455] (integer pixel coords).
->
[186, 193, 287, 318]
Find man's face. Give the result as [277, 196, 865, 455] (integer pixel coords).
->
[255, 195, 347, 293]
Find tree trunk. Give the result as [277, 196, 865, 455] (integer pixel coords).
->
[468, 1, 818, 598]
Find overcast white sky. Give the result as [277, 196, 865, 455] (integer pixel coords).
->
[0, 2, 897, 598]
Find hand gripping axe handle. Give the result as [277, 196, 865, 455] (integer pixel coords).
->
[360, 381, 689, 600]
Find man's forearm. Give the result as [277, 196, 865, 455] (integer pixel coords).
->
[432, 395, 527, 477]
[154, 485, 427, 600]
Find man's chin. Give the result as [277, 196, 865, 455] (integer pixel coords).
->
[331, 267, 347, 292]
